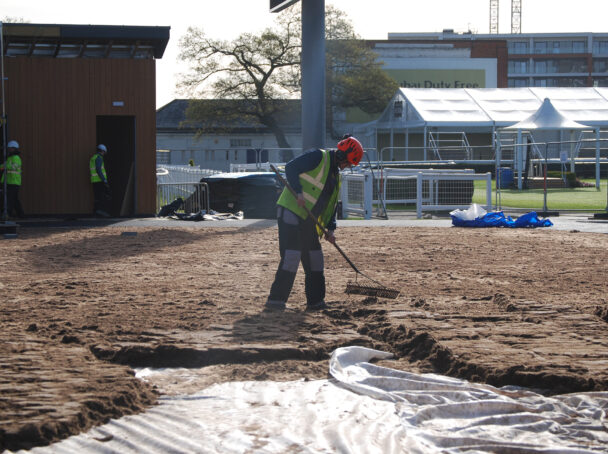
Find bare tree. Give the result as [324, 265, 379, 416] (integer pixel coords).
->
[178, 12, 300, 155]
[177, 5, 397, 149]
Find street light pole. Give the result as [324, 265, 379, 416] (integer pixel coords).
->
[300, 0, 325, 151]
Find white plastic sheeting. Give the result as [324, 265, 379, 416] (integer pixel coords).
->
[449, 203, 488, 221]
[12, 347, 608, 454]
[331, 347, 608, 453]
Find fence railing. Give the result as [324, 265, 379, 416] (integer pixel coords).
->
[156, 165, 220, 184]
[379, 145, 496, 164]
[156, 139, 608, 217]
[342, 170, 492, 219]
[157, 148, 303, 172]
[157, 147, 381, 172]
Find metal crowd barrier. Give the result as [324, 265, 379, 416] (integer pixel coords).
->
[156, 182, 210, 214]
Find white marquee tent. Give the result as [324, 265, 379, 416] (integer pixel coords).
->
[501, 98, 591, 189]
[377, 87, 608, 130]
[375, 87, 608, 188]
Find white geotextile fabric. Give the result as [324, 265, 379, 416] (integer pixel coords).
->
[330, 347, 608, 453]
[12, 346, 608, 454]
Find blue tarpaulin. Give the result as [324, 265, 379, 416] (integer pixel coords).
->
[451, 210, 553, 228]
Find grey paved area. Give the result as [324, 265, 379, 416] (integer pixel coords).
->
[115, 214, 608, 233]
[6, 212, 606, 234]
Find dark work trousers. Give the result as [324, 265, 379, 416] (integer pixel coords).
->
[267, 206, 325, 307]
[92, 182, 111, 214]
[0, 184, 24, 218]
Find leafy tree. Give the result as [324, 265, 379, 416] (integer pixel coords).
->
[177, 5, 397, 150]
[324, 10, 398, 136]
[178, 11, 300, 156]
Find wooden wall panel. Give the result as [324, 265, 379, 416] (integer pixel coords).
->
[4, 56, 157, 215]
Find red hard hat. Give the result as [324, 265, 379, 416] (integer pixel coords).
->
[337, 136, 363, 166]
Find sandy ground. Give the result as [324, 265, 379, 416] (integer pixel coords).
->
[1, 223, 607, 451]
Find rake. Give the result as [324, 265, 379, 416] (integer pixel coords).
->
[270, 165, 400, 300]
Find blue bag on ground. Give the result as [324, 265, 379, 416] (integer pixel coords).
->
[450, 204, 553, 228]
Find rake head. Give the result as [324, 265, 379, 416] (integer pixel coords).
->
[345, 282, 400, 300]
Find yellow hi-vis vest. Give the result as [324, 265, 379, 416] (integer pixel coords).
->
[277, 150, 341, 236]
[89, 153, 107, 183]
[1, 154, 22, 186]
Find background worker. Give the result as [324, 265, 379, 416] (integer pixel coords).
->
[265, 135, 364, 312]
[90, 144, 111, 217]
[0, 140, 25, 219]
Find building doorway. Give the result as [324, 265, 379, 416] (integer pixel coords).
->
[96, 116, 136, 216]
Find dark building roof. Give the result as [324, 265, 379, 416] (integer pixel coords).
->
[156, 99, 302, 133]
[2, 23, 170, 59]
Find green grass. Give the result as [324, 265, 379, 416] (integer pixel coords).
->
[472, 179, 608, 211]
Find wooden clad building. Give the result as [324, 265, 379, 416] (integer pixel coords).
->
[1, 23, 170, 216]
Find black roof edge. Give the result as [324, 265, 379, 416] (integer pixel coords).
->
[2, 22, 171, 58]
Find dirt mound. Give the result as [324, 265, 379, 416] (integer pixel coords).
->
[0, 334, 157, 452]
[1, 225, 607, 450]
[326, 302, 602, 395]
[594, 303, 608, 322]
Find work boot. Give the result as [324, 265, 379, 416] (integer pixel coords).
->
[264, 300, 286, 312]
[306, 301, 327, 312]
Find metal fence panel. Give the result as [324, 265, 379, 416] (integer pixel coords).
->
[156, 182, 209, 214]
[342, 171, 491, 219]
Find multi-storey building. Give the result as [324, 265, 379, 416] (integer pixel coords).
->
[379, 31, 608, 89]
[500, 33, 608, 88]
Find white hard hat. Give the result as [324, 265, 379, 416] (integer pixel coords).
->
[97, 144, 107, 152]
[7, 140, 19, 149]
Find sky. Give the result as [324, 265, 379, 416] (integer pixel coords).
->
[3, 0, 607, 108]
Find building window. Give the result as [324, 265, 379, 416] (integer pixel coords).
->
[230, 138, 252, 147]
[592, 40, 608, 55]
[534, 41, 547, 54]
[509, 41, 529, 54]
[534, 60, 547, 73]
[572, 41, 586, 53]
[593, 59, 608, 73]
[546, 40, 586, 54]
[535, 58, 587, 74]
[508, 59, 528, 74]
[508, 78, 529, 87]
[593, 77, 608, 87]
[533, 77, 586, 87]
[558, 58, 587, 73]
